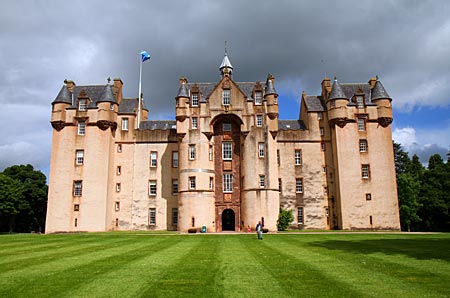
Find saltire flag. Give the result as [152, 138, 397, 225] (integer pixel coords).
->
[141, 50, 151, 62]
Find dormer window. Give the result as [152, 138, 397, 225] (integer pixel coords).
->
[255, 91, 262, 105]
[222, 89, 230, 106]
[356, 96, 364, 109]
[78, 99, 87, 111]
[192, 93, 199, 107]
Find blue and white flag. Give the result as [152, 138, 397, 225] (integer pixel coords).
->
[141, 50, 151, 62]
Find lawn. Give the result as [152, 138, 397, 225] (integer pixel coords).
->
[1, 233, 449, 298]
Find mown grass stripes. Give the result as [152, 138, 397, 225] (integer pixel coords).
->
[0, 233, 449, 298]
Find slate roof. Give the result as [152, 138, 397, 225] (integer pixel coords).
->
[54, 85, 118, 108]
[53, 85, 72, 104]
[328, 80, 347, 100]
[176, 82, 189, 98]
[371, 80, 391, 101]
[278, 120, 306, 130]
[264, 79, 277, 96]
[139, 120, 176, 130]
[118, 98, 138, 114]
[340, 83, 374, 104]
[305, 95, 326, 111]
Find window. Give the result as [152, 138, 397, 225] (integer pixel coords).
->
[172, 208, 178, 225]
[325, 206, 329, 216]
[296, 178, 303, 193]
[222, 89, 230, 106]
[78, 99, 87, 111]
[122, 118, 129, 131]
[192, 117, 198, 129]
[192, 93, 199, 106]
[295, 150, 302, 165]
[356, 96, 364, 109]
[361, 164, 370, 179]
[255, 91, 262, 105]
[78, 122, 86, 136]
[222, 142, 232, 160]
[366, 193, 372, 201]
[189, 177, 196, 190]
[277, 150, 280, 166]
[149, 180, 157, 196]
[223, 173, 233, 192]
[259, 175, 265, 188]
[209, 177, 214, 190]
[324, 186, 328, 195]
[172, 179, 178, 194]
[320, 127, 324, 136]
[116, 183, 121, 192]
[209, 145, 213, 161]
[322, 166, 327, 174]
[115, 202, 120, 211]
[74, 204, 79, 211]
[150, 152, 157, 167]
[278, 178, 282, 192]
[189, 145, 196, 160]
[223, 122, 232, 131]
[172, 151, 179, 168]
[73, 181, 82, 196]
[117, 144, 122, 153]
[298, 207, 304, 224]
[149, 208, 156, 225]
[258, 143, 265, 158]
[357, 118, 365, 131]
[318, 112, 323, 120]
[359, 139, 367, 152]
[74, 218, 78, 227]
[256, 115, 263, 127]
[369, 215, 373, 225]
[110, 103, 115, 110]
[117, 166, 121, 175]
[76, 150, 84, 165]
[330, 100, 336, 108]
[321, 142, 326, 151]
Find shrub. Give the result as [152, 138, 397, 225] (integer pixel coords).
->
[277, 209, 294, 231]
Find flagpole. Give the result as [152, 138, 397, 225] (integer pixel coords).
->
[137, 53, 142, 128]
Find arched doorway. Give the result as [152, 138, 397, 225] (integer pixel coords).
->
[222, 209, 235, 231]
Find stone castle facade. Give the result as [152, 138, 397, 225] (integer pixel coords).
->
[46, 53, 400, 233]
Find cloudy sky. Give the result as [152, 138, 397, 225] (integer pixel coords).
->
[1, 0, 449, 175]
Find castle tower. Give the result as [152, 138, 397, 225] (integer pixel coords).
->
[46, 80, 119, 232]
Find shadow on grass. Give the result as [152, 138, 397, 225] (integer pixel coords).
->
[309, 237, 450, 262]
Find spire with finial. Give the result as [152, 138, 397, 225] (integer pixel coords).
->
[219, 41, 233, 77]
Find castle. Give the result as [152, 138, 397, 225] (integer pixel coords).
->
[45, 52, 400, 233]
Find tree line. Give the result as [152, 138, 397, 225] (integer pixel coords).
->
[0, 165, 47, 233]
[394, 143, 450, 232]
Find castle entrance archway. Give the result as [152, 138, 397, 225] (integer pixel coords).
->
[222, 209, 235, 231]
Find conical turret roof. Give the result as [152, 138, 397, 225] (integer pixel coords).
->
[98, 84, 117, 103]
[371, 80, 391, 101]
[52, 85, 72, 105]
[176, 82, 189, 98]
[328, 78, 347, 100]
[264, 74, 277, 96]
[219, 53, 233, 71]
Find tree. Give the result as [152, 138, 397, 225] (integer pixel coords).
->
[1, 165, 48, 232]
[397, 173, 421, 231]
[0, 174, 27, 232]
[393, 142, 411, 176]
[410, 154, 424, 178]
[428, 154, 444, 170]
[277, 209, 294, 231]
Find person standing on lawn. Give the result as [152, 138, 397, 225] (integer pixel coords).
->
[256, 221, 263, 240]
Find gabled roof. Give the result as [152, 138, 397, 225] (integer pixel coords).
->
[305, 95, 326, 111]
[278, 120, 306, 130]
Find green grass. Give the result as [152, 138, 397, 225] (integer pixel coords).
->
[1, 233, 450, 298]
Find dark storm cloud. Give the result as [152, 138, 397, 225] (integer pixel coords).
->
[1, 0, 449, 172]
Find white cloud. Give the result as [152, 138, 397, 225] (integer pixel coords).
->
[392, 127, 418, 148]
